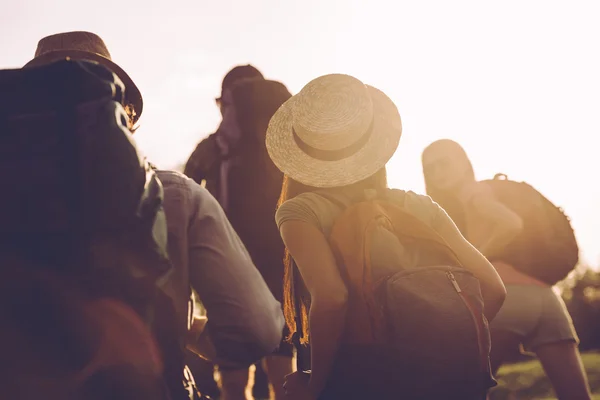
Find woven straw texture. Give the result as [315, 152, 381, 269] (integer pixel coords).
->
[266, 74, 402, 188]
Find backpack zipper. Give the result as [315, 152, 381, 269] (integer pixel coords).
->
[447, 270, 489, 373]
[446, 271, 462, 293]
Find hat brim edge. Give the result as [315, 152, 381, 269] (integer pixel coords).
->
[25, 50, 143, 121]
[266, 85, 402, 188]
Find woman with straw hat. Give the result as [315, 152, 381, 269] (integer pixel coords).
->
[267, 74, 506, 399]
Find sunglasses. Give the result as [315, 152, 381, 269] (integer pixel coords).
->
[215, 96, 233, 107]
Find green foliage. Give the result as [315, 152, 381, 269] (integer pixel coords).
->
[488, 351, 600, 399]
[563, 268, 600, 351]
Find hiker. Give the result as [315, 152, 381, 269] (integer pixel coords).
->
[1, 57, 172, 399]
[186, 66, 294, 400]
[184, 64, 264, 195]
[422, 139, 592, 400]
[185, 64, 270, 400]
[266, 74, 506, 399]
[216, 77, 296, 400]
[24, 31, 285, 399]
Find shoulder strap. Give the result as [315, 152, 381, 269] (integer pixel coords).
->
[312, 191, 347, 210]
[378, 201, 463, 266]
[326, 196, 464, 344]
[290, 259, 306, 372]
[313, 188, 395, 210]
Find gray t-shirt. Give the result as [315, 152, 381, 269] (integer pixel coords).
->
[276, 188, 449, 273]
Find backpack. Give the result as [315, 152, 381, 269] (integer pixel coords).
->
[0, 261, 169, 400]
[293, 190, 495, 398]
[0, 59, 202, 399]
[481, 173, 579, 285]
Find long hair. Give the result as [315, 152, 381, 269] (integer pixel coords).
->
[277, 168, 388, 344]
[226, 79, 293, 282]
[232, 79, 293, 185]
[422, 139, 475, 233]
[124, 104, 139, 134]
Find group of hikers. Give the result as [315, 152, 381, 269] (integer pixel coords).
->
[0, 30, 593, 400]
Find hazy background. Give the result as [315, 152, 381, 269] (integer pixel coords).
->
[2, 0, 598, 267]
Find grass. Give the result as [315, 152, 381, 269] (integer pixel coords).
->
[488, 351, 600, 400]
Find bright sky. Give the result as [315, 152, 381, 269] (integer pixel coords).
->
[2, 0, 599, 268]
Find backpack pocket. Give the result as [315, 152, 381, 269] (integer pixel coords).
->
[382, 266, 495, 390]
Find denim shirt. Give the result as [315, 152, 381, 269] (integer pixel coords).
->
[156, 170, 284, 367]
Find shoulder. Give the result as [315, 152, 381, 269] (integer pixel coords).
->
[388, 189, 448, 225]
[275, 192, 332, 230]
[465, 181, 495, 201]
[465, 181, 502, 212]
[156, 169, 221, 214]
[194, 133, 219, 152]
[392, 189, 440, 210]
[185, 134, 221, 171]
[156, 169, 191, 186]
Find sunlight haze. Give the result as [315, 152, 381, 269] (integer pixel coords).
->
[2, 0, 598, 267]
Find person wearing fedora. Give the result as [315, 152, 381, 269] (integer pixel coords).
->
[267, 74, 507, 399]
[26, 31, 285, 400]
[25, 31, 143, 125]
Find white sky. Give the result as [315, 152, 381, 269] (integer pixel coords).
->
[2, 0, 598, 268]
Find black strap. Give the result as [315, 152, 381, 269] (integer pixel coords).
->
[290, 259, 305, 372]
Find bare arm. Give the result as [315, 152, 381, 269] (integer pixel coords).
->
[434, 208, 507, 320]
[469, 188, 524, 260]
[280, 220, 349, 398]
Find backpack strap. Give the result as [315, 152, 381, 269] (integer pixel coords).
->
[290, 259, 306, 372]
[327, 194, 464, 345]
[378, 202, 463, 267]
[313, 188, 383, 211]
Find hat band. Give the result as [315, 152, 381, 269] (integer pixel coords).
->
[292, 118, 374, 162]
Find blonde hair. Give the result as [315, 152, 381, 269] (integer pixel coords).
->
[124, 104, 139, 134]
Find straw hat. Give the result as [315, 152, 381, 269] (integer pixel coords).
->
[266, 74, 402, 188]
[25, 31, 143, 121]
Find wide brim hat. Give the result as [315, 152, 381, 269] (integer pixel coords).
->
[24, 31, 143, 122]
[266, 73, 402, 188]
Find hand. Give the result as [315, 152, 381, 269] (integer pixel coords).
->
[189, 316, 208, 337]
[283, 371, 317, 400]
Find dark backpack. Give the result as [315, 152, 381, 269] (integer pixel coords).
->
[481, 173, 579, 285]
[0, 59, 200, 399]
[293, 190, 495, 399]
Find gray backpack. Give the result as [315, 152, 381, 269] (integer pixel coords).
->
[294, 190, 496, 398]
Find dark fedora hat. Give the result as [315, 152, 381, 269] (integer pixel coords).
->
[25, 31, 143, 121]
